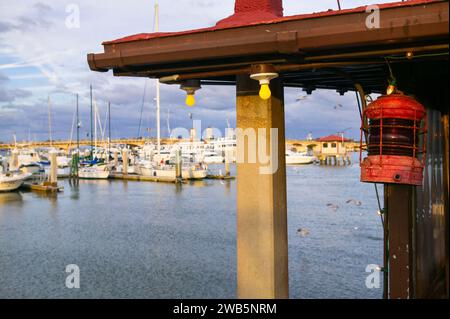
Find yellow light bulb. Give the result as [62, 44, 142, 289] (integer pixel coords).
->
[386, 85, 396, 95]
[185, 94, 195, 107]
[259, 84, 271, 100]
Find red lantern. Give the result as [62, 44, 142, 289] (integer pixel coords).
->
[360, 93, 427, 185]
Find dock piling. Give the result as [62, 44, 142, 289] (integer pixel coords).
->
[175, 149, 182, 182]
[122, 148, 128, 175]
[224, 149, 231, 177]
[49, 151, 58, 185]
[114, 150, 119, 171]
[10, 149, 19, 171]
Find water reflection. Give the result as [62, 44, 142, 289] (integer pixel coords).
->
[0, 191, 23, 206]
[68, 178, 80, 200]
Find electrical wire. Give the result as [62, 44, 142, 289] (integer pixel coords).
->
[355, 88, 388, 299]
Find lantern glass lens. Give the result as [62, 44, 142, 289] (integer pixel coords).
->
[368, 118, 420, 157]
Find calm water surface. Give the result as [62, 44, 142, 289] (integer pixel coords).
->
[0, 158, 383, 298]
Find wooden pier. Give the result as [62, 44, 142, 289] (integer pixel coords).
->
[21, 182, 63, 193]
[109, 173, 177, 183]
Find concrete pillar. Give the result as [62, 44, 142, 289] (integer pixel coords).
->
[236, 75, 288, 299]
[224, 148, 231, 177]
[49, 151, 58, 185]
[122, 149, 128, 175]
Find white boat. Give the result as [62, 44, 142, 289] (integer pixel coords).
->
[78, 164, 110, 179]
[285, 150, 316, 165]
[17, 149, 42, 166]
[139, 165, 177, 181]
[139, 162, 207, 180]
[44, 166, 70, 178]
[203, 150, 225, 164]
[20, 163, 43, 175]
[0, 171, 32, 192]
[182, 164, 207, 179]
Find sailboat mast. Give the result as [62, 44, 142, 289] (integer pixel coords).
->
[167, 108, 171, 138]
[155, 1, 161, 155]
[90, 85, 93, 160]
[48, 95, 52, 147]
[94, 100, 98, 151]
[108, 101, 111, 161]
[76, 93, 80, 155]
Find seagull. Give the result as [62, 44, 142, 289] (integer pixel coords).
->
[346, 199, 362, 206]
[333, 103, 343, 110]
[326, 203, 339, 212]
[297, 228, 310, 237]
[296, 95, 308, 102]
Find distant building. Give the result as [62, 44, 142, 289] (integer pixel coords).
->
[204, 127, 214, 140]
[316, 135, 352, 166]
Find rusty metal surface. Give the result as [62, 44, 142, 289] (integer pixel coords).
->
[87, 1, 449, 94]
[442, 115, 449, 297]
[414, 109, 448, 298]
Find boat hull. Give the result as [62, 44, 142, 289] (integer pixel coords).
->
[0, 172, 32, 192]
[139, 166, 207, 180]
[78, 170, 110, 179]
[286, 155, 316, 165]
[0, 180, 24, 192]
[203, 156, 225, 164]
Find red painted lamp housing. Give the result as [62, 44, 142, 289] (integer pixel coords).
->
[360, 94, 426, 185]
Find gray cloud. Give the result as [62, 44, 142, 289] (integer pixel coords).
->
[1, 0, 394, 142]
[0, 21, 13, 33]
[0, 73, 32, 102]
[0, 2, 53, 34]
[0, 88, 31, 102]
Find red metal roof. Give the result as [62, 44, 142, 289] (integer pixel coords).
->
[317, 135, 353, 142]
[103, 0, 440, 45]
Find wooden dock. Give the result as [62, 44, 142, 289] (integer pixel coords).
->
[206, 175, 235, 180]
[21, 182, 63, 193]
[109, 173, 177, 183]
[108, 173, 234, 183]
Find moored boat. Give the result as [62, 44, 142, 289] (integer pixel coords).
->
[285, 150, 316, 165]
[0, 171, 32, 192]
[78, 164, 111, 179]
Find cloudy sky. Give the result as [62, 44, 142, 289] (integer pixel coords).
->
[0, 0, 397, 143]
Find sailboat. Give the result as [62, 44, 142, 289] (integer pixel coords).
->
[135, 2, 207, 181]
[79, 85, 111, 179]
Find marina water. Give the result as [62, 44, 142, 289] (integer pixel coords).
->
[0, 156, 383, 299]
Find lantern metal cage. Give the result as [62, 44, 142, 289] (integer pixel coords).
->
[360, 93, 427, 186]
